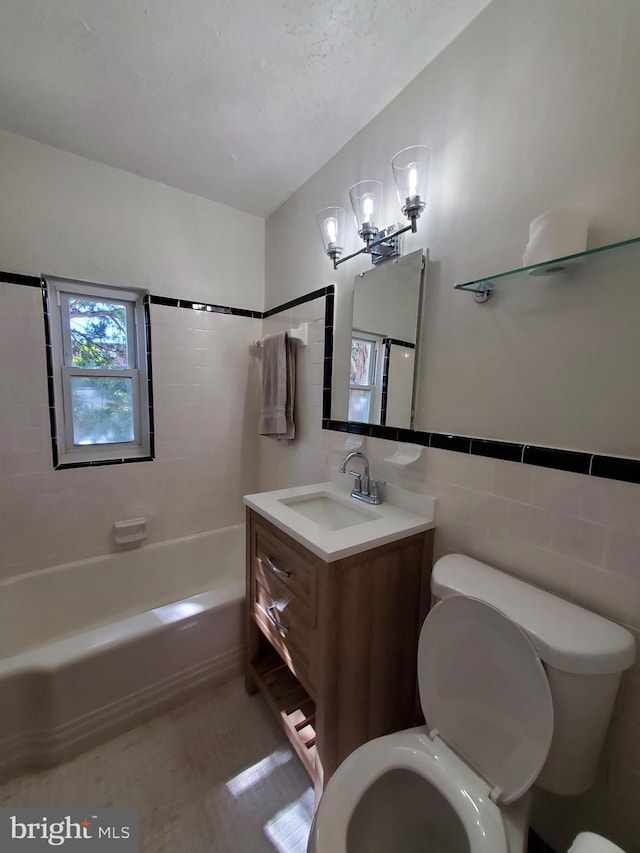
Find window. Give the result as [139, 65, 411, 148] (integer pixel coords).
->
[46, 277, 152, 466]
[349, 333, 382, 423]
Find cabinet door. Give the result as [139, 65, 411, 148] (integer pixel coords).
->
[254, 522, 316, 617]
[252, 567, 313, 692]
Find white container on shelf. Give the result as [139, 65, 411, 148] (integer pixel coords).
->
[522, 207, 589, 273]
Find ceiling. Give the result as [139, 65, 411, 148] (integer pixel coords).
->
[0, 0, 492, 217]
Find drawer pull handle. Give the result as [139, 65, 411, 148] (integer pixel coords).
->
[266, 604, 289, 634]
[265, 556, 291, 579]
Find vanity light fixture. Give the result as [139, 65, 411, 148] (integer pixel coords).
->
[317, 145, 430, 270]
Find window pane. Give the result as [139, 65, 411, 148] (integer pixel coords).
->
[71, 376, 135, 445]
[68, 299, 129, 368]
[350, 339, 374, 386]
[348, 389, 371, 422]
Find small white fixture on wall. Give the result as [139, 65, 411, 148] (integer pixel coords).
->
[383, 443, 424, 470]
[317, 145, 430, 270]
[113, 518, 147, 545]
[333, 435, 365, 454]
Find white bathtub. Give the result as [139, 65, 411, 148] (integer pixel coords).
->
[0, 525, 245, 780]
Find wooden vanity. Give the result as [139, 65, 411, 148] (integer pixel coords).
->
[245, 505, 433, 797]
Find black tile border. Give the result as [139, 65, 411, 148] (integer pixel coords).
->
[41, 281, 58, 468]
[149, 294, 260, 317]
[56, 456, 154, 470]
[381, 337, 416, 349]
[6, 269, 640, 487]
[148, 284, 329, 322]
[592, 455, 640, 484]
[323, 420, 640, 485]
[1, 271, 42, 287]
[471, 438, 524, 462]
[143, 295, 156, 461]
[322, 287, 335, 422]
[430, 433, 473, 454]
[523, 445, 591, 475]
[263, 286, 328, 318]
[149, 294, 179, 308]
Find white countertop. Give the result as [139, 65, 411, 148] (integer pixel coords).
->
[243, 475, 436, 562]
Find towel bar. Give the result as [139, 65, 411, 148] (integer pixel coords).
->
[254, 323, 308, 348]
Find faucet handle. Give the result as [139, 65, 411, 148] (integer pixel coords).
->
[348, 471, 363, 493]
[370, 478, 386, 503]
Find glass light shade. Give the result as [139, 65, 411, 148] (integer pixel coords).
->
[317, 206, 345, 257]
[349, 180, 382, 240]
[391, 145, 430, 220]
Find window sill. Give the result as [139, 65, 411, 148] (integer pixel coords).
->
[54, 448, 153, 470]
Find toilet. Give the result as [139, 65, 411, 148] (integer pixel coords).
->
[308, 554, 636, 853]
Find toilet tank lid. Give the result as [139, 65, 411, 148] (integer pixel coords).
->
[431, 555, 636, 675]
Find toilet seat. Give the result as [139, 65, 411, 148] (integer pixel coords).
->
[309, 729, 508, 852]
[419, 595, 554, 804]
[309, 595, 555, 852]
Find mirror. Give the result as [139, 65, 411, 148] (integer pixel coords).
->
[331, 249, 424, 429]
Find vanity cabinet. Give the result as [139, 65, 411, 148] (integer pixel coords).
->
[245, 507, 433, 796]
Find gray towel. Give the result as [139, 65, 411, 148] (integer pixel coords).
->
[259, 332, 296, 441]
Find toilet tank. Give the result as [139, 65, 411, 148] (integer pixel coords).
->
[431, 555, 636, 796]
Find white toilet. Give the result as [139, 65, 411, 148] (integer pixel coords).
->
[308, 554, 636, 853]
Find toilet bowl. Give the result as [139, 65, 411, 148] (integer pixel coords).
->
[308, 555, 636, 853]
[310, 728, 507, 852]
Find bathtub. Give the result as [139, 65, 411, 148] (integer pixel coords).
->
[0, 525, 245, 780]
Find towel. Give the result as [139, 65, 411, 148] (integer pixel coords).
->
[259, 332, 296, 442]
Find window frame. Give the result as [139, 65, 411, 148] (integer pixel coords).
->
[46, 276, 152, 466]
[349, 331, 383, 424]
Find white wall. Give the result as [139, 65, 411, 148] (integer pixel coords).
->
[266, 0, 640, 458]
[0, 128, 265, 309]
[263, 1, 640, 848]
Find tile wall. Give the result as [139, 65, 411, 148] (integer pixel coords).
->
[258, 295, 329, 490]
[258, 296, 640, 853]
[0, 281, 261, 579]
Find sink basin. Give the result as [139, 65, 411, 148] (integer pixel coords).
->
[279, 492, 380, 530]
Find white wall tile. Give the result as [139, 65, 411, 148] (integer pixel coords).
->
[531, 467, 586, 516]
[492, 458, 534, 502]
[604, 528, 640, 580]
[552, 514, 606, 566]
[570, 563, 637, 627]
[508, 501, 554, 547]
[582, 477, 640, 533]
[0, 284, 260, 577]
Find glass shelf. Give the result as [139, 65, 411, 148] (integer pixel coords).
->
[454, 235, 640, 301]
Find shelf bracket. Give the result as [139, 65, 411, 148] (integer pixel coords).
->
[473, 281, 494, 304]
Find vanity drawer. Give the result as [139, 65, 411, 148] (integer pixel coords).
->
[254, 523, 316, 613]
[253, 572, 312, 690]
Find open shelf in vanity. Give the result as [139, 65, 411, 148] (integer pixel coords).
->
[250, 642, 318, 779]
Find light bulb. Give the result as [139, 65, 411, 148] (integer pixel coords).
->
[363, 195, 374, 222]
[408, 166, 418, 199]
[325, 217, 337, 245]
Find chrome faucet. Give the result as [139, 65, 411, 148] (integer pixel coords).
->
[339, 451, 386, 505]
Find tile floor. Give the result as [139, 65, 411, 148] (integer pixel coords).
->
[0, 678, 314, 852]
[0, 677, 554, 852]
